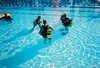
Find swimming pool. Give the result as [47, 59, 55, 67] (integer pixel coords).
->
[0, 6, 100, 68]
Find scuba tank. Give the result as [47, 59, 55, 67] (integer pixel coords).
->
[47, 27, 52, 39]
[69, 19, 73, 27]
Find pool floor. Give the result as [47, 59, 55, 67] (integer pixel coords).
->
[0, 7, 100, 68]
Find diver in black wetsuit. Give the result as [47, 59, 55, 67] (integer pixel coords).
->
[32, 16, 42, 30]
[39, 20, 53, 44]
[60, 13, 72, 31]
[0, 12, 13, 23]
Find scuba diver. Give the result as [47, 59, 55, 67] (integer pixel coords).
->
[0, 12, 13, 23]
[32, 16, 42, 30]
[60, 13, 72, 31]
[39, 20, 53, 44]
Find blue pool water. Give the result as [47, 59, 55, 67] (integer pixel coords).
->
[0, 7, 100, 68]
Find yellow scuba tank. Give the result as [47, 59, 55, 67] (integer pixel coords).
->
[47, 28, 52, 39]
[69, 19, 73, 27]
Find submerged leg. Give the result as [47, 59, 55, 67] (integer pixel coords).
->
[65, 26, 69, 31]
[32, 24, 37, 30]
[43, 38, 47, 44]
[48, 38, 51, 44]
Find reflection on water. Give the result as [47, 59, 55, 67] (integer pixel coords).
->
[0, 7, 100, 68]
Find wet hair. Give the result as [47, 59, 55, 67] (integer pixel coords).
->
[43, 20, 47, 25]
[63, 13, 66, 17]
[38, 16, 41, 19]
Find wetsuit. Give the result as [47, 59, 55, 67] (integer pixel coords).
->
[41, 25, 49, 38]
[33, 18, 42, 27]
[61, 17, 70, 26]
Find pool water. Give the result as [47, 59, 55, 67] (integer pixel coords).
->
[0, 7, 100, 68]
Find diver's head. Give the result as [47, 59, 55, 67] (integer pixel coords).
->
[38, 16, 41, 19]
[43, 20, 47, 25]
[63, 13, 66, 17]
